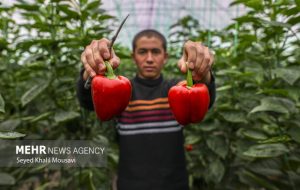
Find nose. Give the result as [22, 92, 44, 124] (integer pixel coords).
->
[146, 52, 154, 63]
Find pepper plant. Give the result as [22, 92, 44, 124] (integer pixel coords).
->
[0, 0, 122, 189]
[168, 0, 300, 189]
[0, 0, 299, 189]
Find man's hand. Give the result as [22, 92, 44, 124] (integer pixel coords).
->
[178, 41, 214, 83]
[81, 38, 120, 81]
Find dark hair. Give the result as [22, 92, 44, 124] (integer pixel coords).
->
[132, 29, 167, 51]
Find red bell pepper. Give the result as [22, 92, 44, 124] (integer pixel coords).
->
[92, 61, 131, 121]
[185, 144, 193, 151]
[168, 66, 210, 125]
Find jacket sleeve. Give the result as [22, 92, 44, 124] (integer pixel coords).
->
[76, 69, 94, 111]
[204, 72, 216, 109]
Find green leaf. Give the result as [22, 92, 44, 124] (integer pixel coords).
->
[216, 85, 232, 92]
[0, 173, 15, 185]
[21, 82, 49, 107]
[17, 38, 54, 49]
[0, 61, 6, 71]
[259, 19, 291, 28]
[250, 97, 296, 114]
[0, 43, 8, 55]
[287, 15, 300, 26]
[35, 182, 52, 190]
[98, 14, 115, 21]
[22, 53, 45, 65]
[282, 6, 300, 17]
[272, 67, 300, 85]
[220, 111, 248, 123]
[54, 111, 80, 123]
[287, 127, 300, 143]
[22, 12, 43, 24]
[242, 129, 268, 140]
[0, 132, 26, 139]
[258, 135, 291, 144]
[239, 170, 280, 190]
[206, 136, 228, 159]
[83, 0, 100, 11]
[245, 0, 264, 10]
[200, 121, 219, 132]
[108, 152, 119, 165]
[30, 112, 52, 123]
[80, 0, 88, 4]
[243, 143, 288, 158]
[26, 61, 47, 71]
[0, 94, 4, 113]
[249, 159, 283, 177]
[231, 0, 263, 10]
[216, 69, 242, 76]
[185, 135, 201, 144]
[205, 159, 225, 183]
[0, 119, 21, 132]
[273, 0, 288, 6]
[296, 0, 300, 7]
[15, 3, 40, 11]
[234, 15, 260, 24]
[257, 88, 288, 97]
[58, 4, 80, 19]
[88, 170, 96, 190]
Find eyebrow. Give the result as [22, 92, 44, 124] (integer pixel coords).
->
[138, 48, 162, 51]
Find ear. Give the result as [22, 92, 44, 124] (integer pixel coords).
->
[131, 52, 137, 65]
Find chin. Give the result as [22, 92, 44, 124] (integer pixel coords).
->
[144, 74, 159, 79]
[139, 71, 160, 79]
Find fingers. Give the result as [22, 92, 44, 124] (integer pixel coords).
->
[81, 38, 120, 77]
[178, 41, 214, 81]
[184, 41, 197, 70]
[177, 58, 187, 73]
[98, 38, 111, 60]
[81, 51, 96, 78]
[91, 40, 105, 73]
[110, 50, 121, 69]
[194, 45, 211, 80]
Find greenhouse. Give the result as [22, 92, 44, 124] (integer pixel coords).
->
[0, 0, 299, 189]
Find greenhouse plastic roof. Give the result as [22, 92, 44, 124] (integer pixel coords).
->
[2, 0, 246, 48]
[101, 0, 246, 48]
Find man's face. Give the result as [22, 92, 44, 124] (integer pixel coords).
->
[132, 36, 168, 79]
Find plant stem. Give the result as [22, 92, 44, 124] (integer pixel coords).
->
[104, 61, 116, 79]
[275, 116, 296, 190]
[186, 63, 193, 87]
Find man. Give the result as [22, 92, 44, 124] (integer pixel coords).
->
[77, 29, 216, 190]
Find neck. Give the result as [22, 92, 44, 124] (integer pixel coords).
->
[134, 74, 163, 87]
[137, 73, 161, 80]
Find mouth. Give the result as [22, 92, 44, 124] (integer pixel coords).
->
[143, 66, 156, 72]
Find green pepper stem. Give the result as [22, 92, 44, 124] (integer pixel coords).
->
[186, 63, 193, 87]
[104, 61, 116, 79]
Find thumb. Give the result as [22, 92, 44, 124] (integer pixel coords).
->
[109, 49, 120, 69]
[177, 58, 188, 73]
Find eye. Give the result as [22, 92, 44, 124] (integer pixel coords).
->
[152, 48, 161, 55]
[137, 49, 147, 55]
